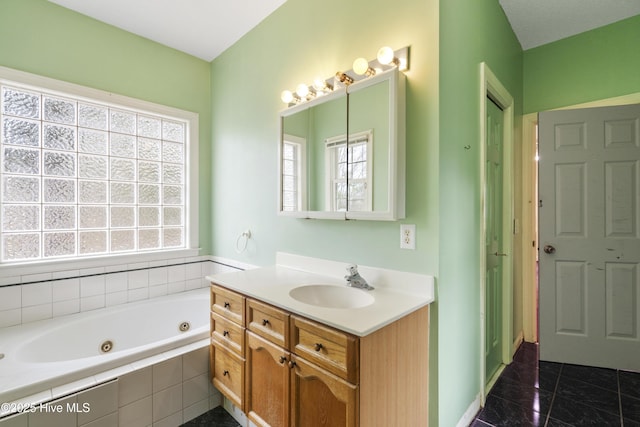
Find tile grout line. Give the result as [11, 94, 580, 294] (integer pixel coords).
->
[618, 370, 624, 427]
[543, 362, 563, 427]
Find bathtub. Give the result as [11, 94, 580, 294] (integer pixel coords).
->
[0, 287, 209, 411]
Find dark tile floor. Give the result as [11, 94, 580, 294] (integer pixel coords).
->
[181, 406, 240, 426]
[184, 343, 640, 427]
[471, 342, 640, 427]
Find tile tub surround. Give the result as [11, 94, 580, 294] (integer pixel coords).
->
[0, 258, 240, 329]
[0, 347, 222, 427]
[207, 252, 435, 336]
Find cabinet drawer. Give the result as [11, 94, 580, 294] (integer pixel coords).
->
[247, 299, 289, 348]
[211, 344, 244, 410]
[291, 316, 359, 383]
[211, 312, 245, 356]
[211, 284, 245, 325]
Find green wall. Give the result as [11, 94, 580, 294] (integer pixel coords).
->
[210, 0, 439, 273]
[524, 14, 640, 113]
[0, 0, 213, 253]
[439, 1, 523, 425]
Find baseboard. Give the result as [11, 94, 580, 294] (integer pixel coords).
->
[513, 330, 525, 356]
[222, 397, 249, 426]
[456, 393, 482, 427]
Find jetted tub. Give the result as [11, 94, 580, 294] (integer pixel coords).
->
[0, 287, 209, 408]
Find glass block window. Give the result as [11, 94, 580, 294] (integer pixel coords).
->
[0, 84, 188, 262]
[325, 130, 373, 212]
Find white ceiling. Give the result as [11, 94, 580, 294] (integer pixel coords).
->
[48, 0, 287, 62]
[48, 0, 640, 61]
[499, 0, 640, 50]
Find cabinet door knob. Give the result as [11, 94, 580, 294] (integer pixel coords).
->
[288, 360, 297, 369]
[223, 330, 229, 337]
[262, 319, 270, 326]
[223, 370, 229, 377]
[279, 356, 287, 365]
[314, 343, 323, 352]
[223, 302, 230, 308]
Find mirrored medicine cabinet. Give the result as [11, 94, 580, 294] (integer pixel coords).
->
[278, 67, 405, 221]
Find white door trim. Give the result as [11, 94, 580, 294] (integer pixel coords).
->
[521, 113, 538, 343]
[479, 62, 514, 402]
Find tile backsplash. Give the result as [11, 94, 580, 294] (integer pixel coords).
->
[0, 257, 239, 328]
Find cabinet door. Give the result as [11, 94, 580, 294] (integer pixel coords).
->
[246, 331, 290, 427]
[290, 355, 358, 427]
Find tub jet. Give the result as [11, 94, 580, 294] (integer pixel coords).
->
[179, 321, 190, 332]
[100, 340, 114, 353]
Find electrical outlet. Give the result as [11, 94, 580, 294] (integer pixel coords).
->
[400, 224, 416, 250]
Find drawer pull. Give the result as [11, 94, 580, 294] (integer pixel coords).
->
[262, 319, 270, 326]
[223, 302, 231, 309]
[223, 370, 229, 377]
[314, 343, 324, 352]
[223, 330, 230, 337]
[288, 360, 297, 369]
[279, 356, 287, 365]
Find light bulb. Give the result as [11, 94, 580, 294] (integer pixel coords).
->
[296, 84, 309, 98]
[281, 90, 294, 104]
[313, 78, 333, 94]
[353, 57, 371, 76]
[377, 46, 397, 66]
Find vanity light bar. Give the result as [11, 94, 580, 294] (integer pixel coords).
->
[280, 45, 410, 107]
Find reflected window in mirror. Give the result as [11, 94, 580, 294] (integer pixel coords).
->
[325, 130, 372, 212]
[282, 135, 306, 212]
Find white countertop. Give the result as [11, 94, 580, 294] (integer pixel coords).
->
[206, 254, 435, 336]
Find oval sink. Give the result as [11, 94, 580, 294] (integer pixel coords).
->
[289, 284, 374, 309]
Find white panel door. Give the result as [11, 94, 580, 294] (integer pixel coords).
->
[539, 103, 640, 371]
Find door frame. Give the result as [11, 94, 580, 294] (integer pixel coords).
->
[520, 92, 640, 345]
[479, 62, 514, 400]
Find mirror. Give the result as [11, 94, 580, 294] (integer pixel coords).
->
[281, 90, 347, 217]
[278, 68, 405, 220]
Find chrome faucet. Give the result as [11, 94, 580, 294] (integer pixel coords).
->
[344, 264, 374, 290]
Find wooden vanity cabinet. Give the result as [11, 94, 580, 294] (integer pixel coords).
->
[211, 283, 429, 427]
